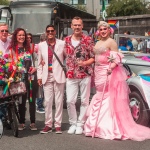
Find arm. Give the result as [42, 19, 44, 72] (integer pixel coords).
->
[29, 53, 37, 74]
[78, 58, 94, 66]
[78, 37, 95, 67]
[37, 44, 43, 86]
[108, 39, 119, 73]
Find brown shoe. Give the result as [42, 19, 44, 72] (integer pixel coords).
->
[18, 124, 25, 131]
[30, 123, 37, 131]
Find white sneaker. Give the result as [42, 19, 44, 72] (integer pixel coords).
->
[67, 125, 76, 134]
[75, 126, 83, 135]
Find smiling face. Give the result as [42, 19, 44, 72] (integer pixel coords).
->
[17, 30, 25, 45]
[99, 26, 110, 39]
[46, 26, 56, 40]
[0, 25, 9, 42]
[71, 19, 83, 36]
[27, 35, 32, 43]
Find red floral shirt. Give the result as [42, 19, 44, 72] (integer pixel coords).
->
[64, 33, 94, 79]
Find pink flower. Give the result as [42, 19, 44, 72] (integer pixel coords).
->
[3, 54, 9, 59]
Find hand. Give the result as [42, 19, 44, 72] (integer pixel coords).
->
[41, 60, 45, 66]
[77, 60, 86, 67]
[107, 68, 112, 75]
[126, 46, 130, 50]
[38, 79, 42, 86]
[29, 67, 37, 74]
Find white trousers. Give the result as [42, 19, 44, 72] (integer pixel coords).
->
[43, 73, 65, 128]
[66, 77, 91, 127]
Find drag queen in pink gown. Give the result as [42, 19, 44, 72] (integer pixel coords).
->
[84, 21, 150, 141]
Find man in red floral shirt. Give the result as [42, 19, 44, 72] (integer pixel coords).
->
[64, 16, 95, 135]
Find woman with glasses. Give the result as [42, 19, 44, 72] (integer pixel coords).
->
[84, 21, 150, 141]
[27, 33, 35, 53]
[9, 28, 38, 131]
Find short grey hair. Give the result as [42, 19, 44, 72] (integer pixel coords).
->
[0, 23, 8, 27]
[40, 33, 46, 42]
[97, 21, 110, 29]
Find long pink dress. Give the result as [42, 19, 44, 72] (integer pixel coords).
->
[84, 47, 150, 141]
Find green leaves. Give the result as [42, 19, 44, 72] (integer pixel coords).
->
[106, 0, 149, 17]
[0, 0, 10, 5]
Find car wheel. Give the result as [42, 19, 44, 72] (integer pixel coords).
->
[129, 91, 150, 126]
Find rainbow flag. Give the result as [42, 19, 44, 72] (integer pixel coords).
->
[140, 74, 150, 108]
[48, 64, 52, 71]
[107, 20, 119, 29]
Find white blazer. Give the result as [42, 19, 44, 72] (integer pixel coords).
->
[37, 39, 66, 84]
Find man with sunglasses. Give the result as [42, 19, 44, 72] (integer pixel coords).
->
[0, 23, 11, 55]
[64, 16, 95, 135]
[37, 24, 66, 134]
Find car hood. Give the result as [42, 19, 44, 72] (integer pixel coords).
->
[122, 52, 150, 75]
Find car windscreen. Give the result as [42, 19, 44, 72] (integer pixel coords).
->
[114, 34, 150, 53]
[11, 7, 52, 35]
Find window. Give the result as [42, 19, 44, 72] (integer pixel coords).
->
[70, 0, 86, 5]
[56, 0, 64, 2]
[100, 0, 111, 5]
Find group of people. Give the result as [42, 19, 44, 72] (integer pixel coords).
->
[1, 16, 150, 141]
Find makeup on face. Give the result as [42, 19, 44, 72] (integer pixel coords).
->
[17, 31, 26, 44]
[99, 28, 108, 31]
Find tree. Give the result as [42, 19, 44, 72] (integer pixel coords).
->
[106, 0, 149, 17]
[0, 0, 9, 5]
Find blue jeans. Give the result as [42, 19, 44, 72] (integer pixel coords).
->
[36, 98, 44, 109]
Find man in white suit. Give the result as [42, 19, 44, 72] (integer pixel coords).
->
[37, 24, 66, 134]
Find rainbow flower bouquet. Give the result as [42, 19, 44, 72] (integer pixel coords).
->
[0, 51, 26, 97]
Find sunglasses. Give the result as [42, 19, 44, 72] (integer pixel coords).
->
[0, 30, 8, 33]
[46, 30, 55, 33]
[99, 28, 107, 31]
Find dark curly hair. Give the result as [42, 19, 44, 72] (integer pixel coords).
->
[27, 33, 33, 43]
[9, 28, 30, 52]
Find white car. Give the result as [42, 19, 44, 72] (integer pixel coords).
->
[122, 53, 150, 126]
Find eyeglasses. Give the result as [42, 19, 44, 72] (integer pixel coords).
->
[46, 30, 55, 33]
[0, 30, 8, 33]
[99, 28, 107, 31]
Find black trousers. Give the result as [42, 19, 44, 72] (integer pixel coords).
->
[19, 73, 38, 124]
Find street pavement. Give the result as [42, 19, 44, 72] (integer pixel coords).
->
[0, 101, 150, 150]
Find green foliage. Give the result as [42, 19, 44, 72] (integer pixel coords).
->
[107, 0, 149, 17]
[0, 0, 10, 5]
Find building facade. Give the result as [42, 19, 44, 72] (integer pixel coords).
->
[58, 0, 114, 20]
[9, 0, 108, 20]
[63, 0, 109, 20]
[8, 0, 150, 20]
